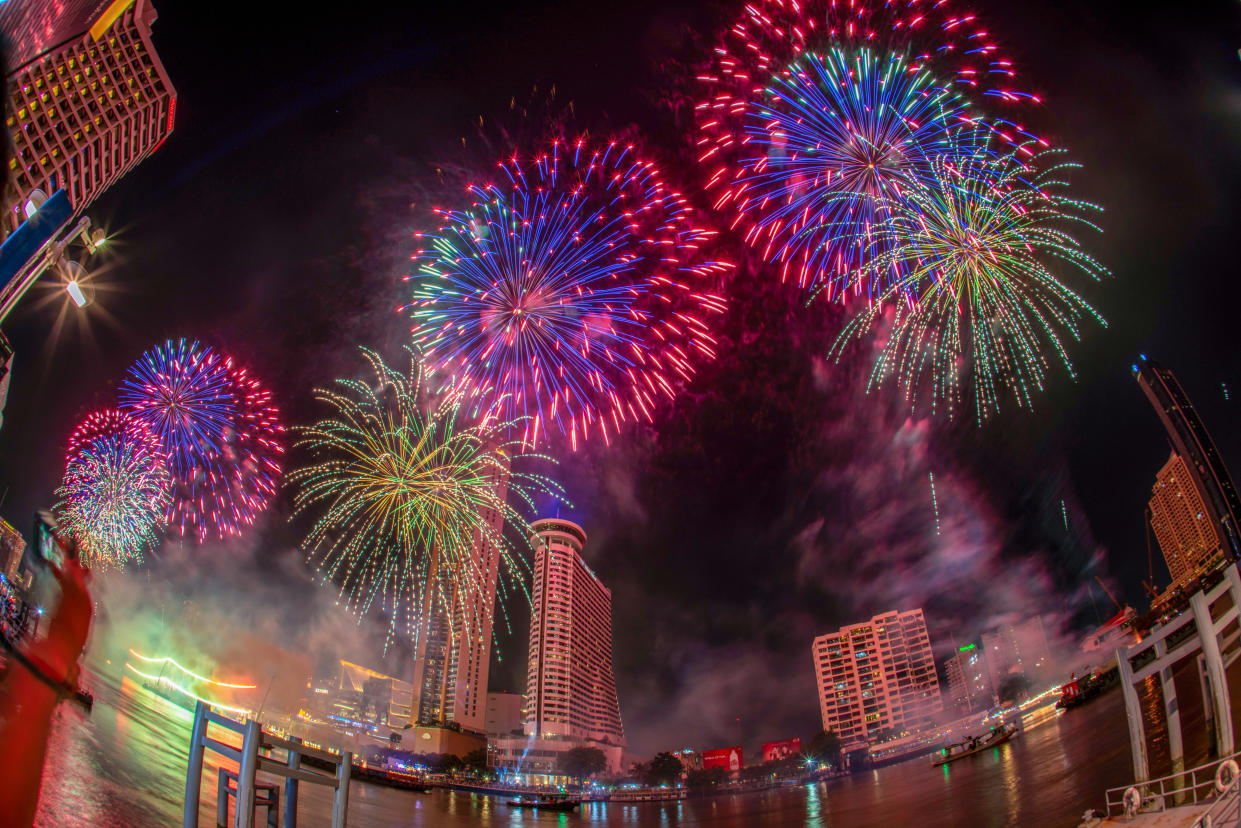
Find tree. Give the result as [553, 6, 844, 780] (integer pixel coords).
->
[685, 767, 728, 793]
[639, 752, 683, 787]
[463, 748, 488, 773]
[806, 731, 842, 767]
[559, 746, 607, 781]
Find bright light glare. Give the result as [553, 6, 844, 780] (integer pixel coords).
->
[66, 281, 87, 308]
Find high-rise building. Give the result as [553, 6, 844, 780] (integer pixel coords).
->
[983, 616, 1051, 689]
[812, 609, 942, 747]
[2, 0, 176, 232]
[485, 691, 524, 737]
[410, 464, 509, 734]
[489, 518, 625, 780]
[1135, 357, 1241, 561]
[945, 644, 992, 714]
[523, 518, 624, 745]
[1150, 452, 1225, 589]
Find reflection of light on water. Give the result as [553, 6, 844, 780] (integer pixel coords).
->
[1001, 738, 1019, 816]
[806, 782, 822, 820]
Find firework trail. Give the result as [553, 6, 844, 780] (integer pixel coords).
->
[288, 346, 565, 648]
[119, 339, 284, 540]
[829, 135, 1107, 421]
[54, 409, 170, 568]
[406, 137, 730, 450]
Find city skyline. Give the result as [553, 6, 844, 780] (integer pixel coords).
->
[0, 0, 1239, 759]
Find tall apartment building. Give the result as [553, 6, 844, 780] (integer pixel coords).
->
[1136, 357, 1241, 561]
[1150, 452, 1225, 588]
[812, 608, 942, 746]
[2, 0, 177, 231]
[410, 466, 509, 734]
[490, 518, 625, 779]
[524, 518, 624, 744]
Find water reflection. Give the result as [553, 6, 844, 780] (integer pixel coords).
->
[33, 668, 1159, 827]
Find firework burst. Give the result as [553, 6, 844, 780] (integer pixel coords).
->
[830, 138, 1107, 421]
[119, 339, 283, 539]
[54, 409, 170, 568]
[289, 346, 565, 647]
[405, 137, 730, 450]
[695, 0, 1041, 294]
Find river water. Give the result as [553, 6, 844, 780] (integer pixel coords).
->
[29, 661, 1220, 828]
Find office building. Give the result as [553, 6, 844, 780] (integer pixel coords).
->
[1150, 452, 1225, 588]
[812, 608, 942, 747]
[1135, 357, 1241, 561]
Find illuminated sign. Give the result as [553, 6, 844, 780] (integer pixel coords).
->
[958, 643, 977, 652]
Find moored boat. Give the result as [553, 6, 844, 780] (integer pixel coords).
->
[931, 722, 1018, 767]
[506, 793, 581, 811]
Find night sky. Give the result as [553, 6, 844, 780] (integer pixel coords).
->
[2, 1, 1241, 755]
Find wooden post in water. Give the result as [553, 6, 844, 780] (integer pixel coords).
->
[331, 751, 352, 828]
[183, 701, 209, 828]
[1116, 646, 1149, 782]
[283, 736, 301, 828]
[1191, 592, 1234, 755]
[234, 718, 262, 828]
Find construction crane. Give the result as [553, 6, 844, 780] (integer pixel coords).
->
[1095, 576, 1123, 612]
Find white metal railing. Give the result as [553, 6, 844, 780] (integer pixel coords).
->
[183, 701, 351, 828]
[1104, 751, 1241, 817]
[1193, 773, 1241, 828]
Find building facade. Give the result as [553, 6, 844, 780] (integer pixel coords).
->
[1135, 357, 1241, 561]
[812, 608, 942, 747]
[982, 616, 1052, 693]
[945, 644, 992, 714]
[523, 518, 624, 746]
[409, 464, 509, 735]
[1149, 452, 1225, 588]
[485, 691, 524, 737]
[3, 0, 176, 232]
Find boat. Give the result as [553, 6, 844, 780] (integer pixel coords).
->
[931, 722, 1018, 766]
[505, 793, 581, 811]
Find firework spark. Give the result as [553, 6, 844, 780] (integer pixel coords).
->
[830, 137, 1107, 421]
[405, 137, 729, 449]
[54, 409, 170, 568]
[288, 346, 565, 648]
[695, 0, 1042, 294]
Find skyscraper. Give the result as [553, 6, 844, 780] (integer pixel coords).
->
[490, 518, 625, 779]
[1135, 357, 1241, 561]
[409, 465, 508, 734]
[1149, 452, 1225, 588]
[524, 518, 624, 745]
[812, 608, 942, 746]
[2, 0, 176, 231]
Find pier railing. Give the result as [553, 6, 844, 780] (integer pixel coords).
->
[1103, 750, 1241, 817]
[183, 701, 351, 828]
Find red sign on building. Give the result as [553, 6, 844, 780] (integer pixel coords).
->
[761, 738, 802, 763]
[702, 747, 743, 772]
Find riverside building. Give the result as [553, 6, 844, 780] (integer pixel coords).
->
[489, 518, 625, 779]
[812, 608, 942, 747]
